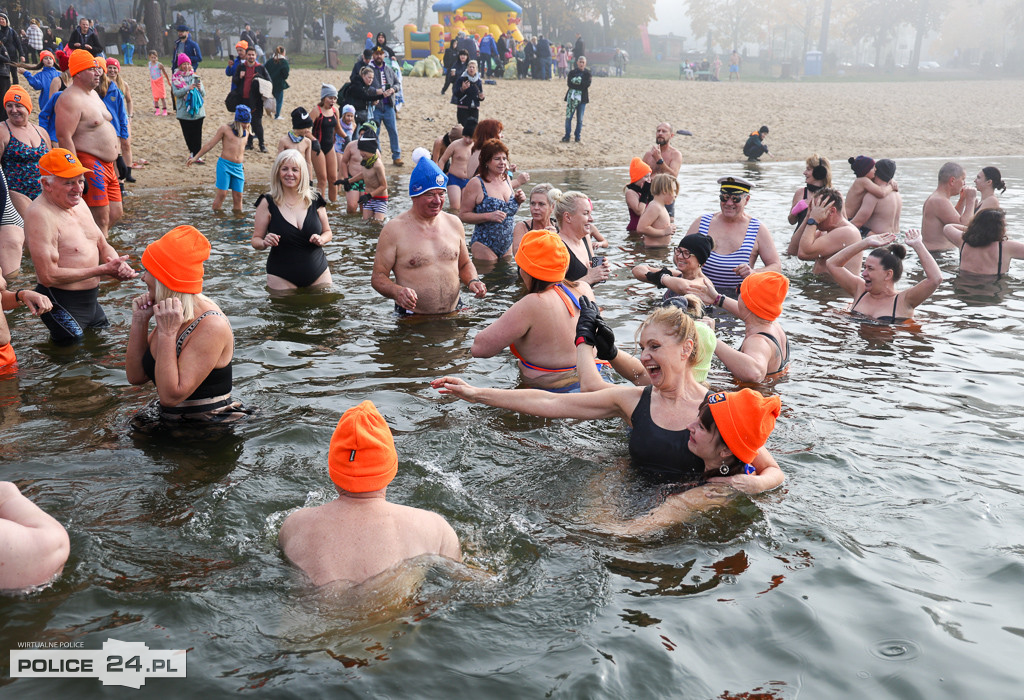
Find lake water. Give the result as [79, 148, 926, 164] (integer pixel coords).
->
[2, 156, 1023, 697]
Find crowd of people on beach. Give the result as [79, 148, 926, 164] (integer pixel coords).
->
[0, 25, 1020, 596]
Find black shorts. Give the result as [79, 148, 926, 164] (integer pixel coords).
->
[35, 284, 108, 345]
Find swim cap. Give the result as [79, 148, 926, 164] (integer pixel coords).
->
[234, 104, 252, 123]
[176, 53, 191, 66]
[707, 389, 781, 464]
[69, 49, 96, 77]
[740, 271, 789, 321]
[290, 106, 313, 130]
[515, 230, 569, 283]
[409, 155, 447, 196]
[141, 225, 211, 294]
[875, 159, 896, 183]
[411, 147, 431, 165]
[321, 83, 338, 100]
[718, 175, 753, 194]
[106, 57, 120, 68]
[629, 157, 651, 184]
[4, 85, 32, 113]
[677, 233, 713, 266]
[38, 148, 91, 179]
[692, 322, 716, 384]
[849, 155, 875, 178]
[357, 133, 379, 154]
[328, 400, 398, 493]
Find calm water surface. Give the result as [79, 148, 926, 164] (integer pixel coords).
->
[2, 157, 1023, 697]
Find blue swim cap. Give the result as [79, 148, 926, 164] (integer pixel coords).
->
[409, 154, 448, 197]
[234, 104, 252, 123]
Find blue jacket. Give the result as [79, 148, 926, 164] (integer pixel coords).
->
[225, 56, 242, 77]
[102, 83, 130, 139]
[479, 35, 496, 56]
[39, 90, 61, 142]
[173, 37, 202, 69]
[24, 65, 59, 110]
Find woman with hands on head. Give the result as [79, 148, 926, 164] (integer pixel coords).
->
[433, 304, 783, 494]
[126, 226, 246, 422]
[251, 149, 331, 290]
[825, 229, 942, 323]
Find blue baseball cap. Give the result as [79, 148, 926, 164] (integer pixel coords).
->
[409, 155, 448, 197]
[234, 104, 251, 123]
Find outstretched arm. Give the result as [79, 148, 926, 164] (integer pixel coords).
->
[902, 229, 942, 309]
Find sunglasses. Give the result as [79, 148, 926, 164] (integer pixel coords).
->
[719, 193, 745, 204]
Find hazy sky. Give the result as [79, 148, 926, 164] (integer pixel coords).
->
[649, 0, 692, 38]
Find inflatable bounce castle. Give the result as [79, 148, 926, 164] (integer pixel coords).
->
[404, 0, 524, 61]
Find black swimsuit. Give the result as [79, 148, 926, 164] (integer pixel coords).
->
[850, 291, 904, 324]
[960, 241, 1003, 279]
[313, 107, 338, 152]
[564, 236, 593, 282]
[629, 386, 707, 484]
[257, 193, 329, 287]
[752, 331, 790, 376]
[141, 311, 233, 411]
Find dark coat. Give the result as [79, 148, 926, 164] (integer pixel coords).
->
[564, 67, 591, 104]
[67, 26, 102, 56]
[231, 61, 270, 107]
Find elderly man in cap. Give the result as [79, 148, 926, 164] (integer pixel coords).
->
[849, 158, 901, 239]
[279, 400, 462, 587]
[172, 24, 202, 70]
[54, 49, 123, 234]
[24, 148, 136, 344]
[372, 156, 486, 314]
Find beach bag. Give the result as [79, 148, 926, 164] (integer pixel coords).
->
[224, 90, 240, 113]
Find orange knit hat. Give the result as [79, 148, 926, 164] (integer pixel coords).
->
[328, 401, 398, 493]
[740, 271, 789, 321]
[141, 226, 210, 294]
[708, 389, 781, 464]
[629, 157, 651, 184]
[69, 49, 96, 77]
[515, 230, 569, 283]
[4, 85, 32, 113]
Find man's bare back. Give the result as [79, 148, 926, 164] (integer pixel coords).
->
[855, 191, 902, 237]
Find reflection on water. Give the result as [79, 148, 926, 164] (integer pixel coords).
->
[2, 157, 1024, 697]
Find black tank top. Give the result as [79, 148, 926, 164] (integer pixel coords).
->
[629, 386, 707, 484]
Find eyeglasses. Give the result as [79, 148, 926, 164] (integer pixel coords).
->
[674, 247, 692, 259]
[719, 194, 745, 204]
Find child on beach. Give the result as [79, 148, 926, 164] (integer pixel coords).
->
[636, 173, 679, 247]
[278, 106, 316, 182]
[356, 131, 388, 222]
[187, 105, 251, 212]
[148, 50, 172, 115]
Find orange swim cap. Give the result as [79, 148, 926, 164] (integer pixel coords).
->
[69, 48, 96, 76]
[707, 389, 781, 464]
[515, 230, 569, 283]
[4, 85, 32, 113]
[629, 157, 651, 184]
[141, 225, 211, 294]
[740, 271, 789, 321]
[329, 401, 398, 493]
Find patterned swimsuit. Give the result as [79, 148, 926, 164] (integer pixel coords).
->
[470, 176, 520, 256]
[2, 123, 48, 199]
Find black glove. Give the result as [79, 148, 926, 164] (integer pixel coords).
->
[645, 267, 672, 288]
[594, 316, 618, 362]
[575, 296, 600, 347]
[335, 177, 352, 191]
[310, 140, 322, 155]
[358, 193, 371, 205]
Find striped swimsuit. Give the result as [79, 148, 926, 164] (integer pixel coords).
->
[698, 213, 760, 292]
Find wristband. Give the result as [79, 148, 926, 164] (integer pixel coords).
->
[715, 294, 725, 308]
[575, 335, 590, 347]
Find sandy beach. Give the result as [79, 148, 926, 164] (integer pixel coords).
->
[111, 64, 1022, 188]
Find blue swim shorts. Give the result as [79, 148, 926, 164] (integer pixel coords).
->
[215, 157, 245, 193]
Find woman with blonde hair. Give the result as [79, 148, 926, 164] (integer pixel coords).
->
[554, 190, 610, 283]
[788, 154, 830, 226]
[511, 182, 560, 256]
[251, 149, 332, 290]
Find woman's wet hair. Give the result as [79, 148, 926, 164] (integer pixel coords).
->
[806, 154, 832, 187]
[662, 294, 705, 319]
[475, 138, 509, 178]
[472, 119, 503, 153]
[650, 173, 679, 198]
[981, 166, 1006, 193]
[636, 305, 698, 364]
[963, 208, 1006, 247]
[869, 244, 907, 282]
[696, 397, 745, 475]
[553, 191, 590, 226]
[530, 182, 561, 209]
